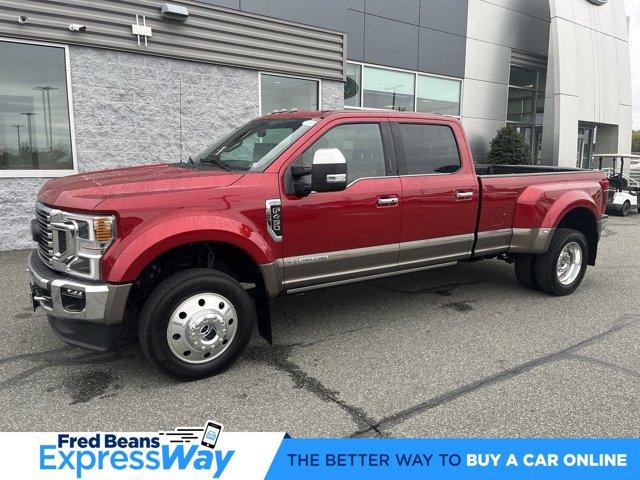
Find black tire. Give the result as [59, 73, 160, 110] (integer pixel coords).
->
[139, 269, 255, 379]
[514, 254, 538, 290]
[621, 201, 630, 217]
[534, 228, 588, 296]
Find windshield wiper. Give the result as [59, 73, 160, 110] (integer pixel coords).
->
[198, 144, 233, 171]
[201, 156, 232, 172]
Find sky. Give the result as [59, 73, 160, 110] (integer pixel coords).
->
[625, 0, 640, 130]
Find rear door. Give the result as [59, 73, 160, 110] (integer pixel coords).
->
[391, 120, 479, 269]
[280, 119, 402, 291]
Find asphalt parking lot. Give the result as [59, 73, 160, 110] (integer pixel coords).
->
[1, 213, 639, 437]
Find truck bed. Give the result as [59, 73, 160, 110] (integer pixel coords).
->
[475, 164, 589, 176]
[471, 165, 607, 259]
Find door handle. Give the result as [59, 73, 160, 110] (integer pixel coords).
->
[377, 196, 399, 206]
[455, 190, 475, 200]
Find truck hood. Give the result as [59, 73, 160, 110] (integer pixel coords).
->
[38, 164, 245, 211]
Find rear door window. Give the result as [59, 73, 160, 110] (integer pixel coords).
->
[395, 123, 461, 175]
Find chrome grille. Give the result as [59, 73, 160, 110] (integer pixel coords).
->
[57, 229, 67, 254]
[35, 203, 54, 265]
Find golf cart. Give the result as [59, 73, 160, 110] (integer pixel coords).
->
[594, 153, 640, 216]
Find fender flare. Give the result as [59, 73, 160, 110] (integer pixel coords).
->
[541, 190, 600, 229]
[103, 214, 275, 283]
[510, 186, 600, 255]
[513, 185, 600, 229]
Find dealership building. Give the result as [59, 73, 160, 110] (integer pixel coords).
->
[0, 0, 633, 250]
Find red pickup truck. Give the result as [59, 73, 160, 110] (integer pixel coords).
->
[28, 111, 608, 378]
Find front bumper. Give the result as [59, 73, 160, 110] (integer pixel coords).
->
[27, 251, 132, 350]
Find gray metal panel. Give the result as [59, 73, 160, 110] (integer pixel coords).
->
[197, 0, 240, 9]
[239, 0, 348, 32]
[419, 0, 468, 36]
[418, 27, 466, 78]
[346, 0, 365, 12]
[365, 0, 421, 25]
[345, 9, 365, 61]
[0, 0, 345, 80]
[364, 15, 419, 70]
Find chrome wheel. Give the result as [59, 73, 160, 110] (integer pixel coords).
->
[166, 293, 238, 364]
[556, 242, 582, 286]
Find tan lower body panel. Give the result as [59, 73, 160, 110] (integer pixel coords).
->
[259, 228, 555, 297]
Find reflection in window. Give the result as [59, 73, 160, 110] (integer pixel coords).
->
[0, 40, 73, 171]
[260, 74, 318, 114]
[344, 63, 361, 108]
[416, 76, 461, 116]
[346, 62, 462, 117]
[362, 67, 414, 112]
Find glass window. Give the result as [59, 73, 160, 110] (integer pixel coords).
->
[0, 40, 73, 172]
[362, 67, 414, 112]
[509, 66, 538, 90]
[507, 88, 535, 123]
[538, 71, 547, 93]
[192, 118, 317, 172]
[416, 76, 461, 116]
[260, 74, 318, 114]
[299, 123, 386, 183]
[344, 63, 361, 108]
[397, 124, 461, 175]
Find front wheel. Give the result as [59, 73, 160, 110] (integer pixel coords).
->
[534, 228, 588, 296]
[139, 269, 255, 379]
[621, 201, 631, 217]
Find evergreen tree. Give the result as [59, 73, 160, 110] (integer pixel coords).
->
[487, 126, 533, 165]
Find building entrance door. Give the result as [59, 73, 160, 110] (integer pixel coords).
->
[577, 127, 595, 168]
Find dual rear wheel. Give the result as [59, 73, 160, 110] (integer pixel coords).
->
[514, 228, 589, 296]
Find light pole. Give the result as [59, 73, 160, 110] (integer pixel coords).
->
[10, 124, 23, 164]
[34, 86, 58, 150]
[20, 112, 37, 168]
[386, 84, 408, 111]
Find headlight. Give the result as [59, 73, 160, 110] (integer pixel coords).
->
[50, 212, 116, 280]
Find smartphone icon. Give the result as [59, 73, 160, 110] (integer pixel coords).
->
[201, 421, 223, 449]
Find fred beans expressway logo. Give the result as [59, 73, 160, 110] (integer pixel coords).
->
[587, 0, 608, 5]
[38, 423, 233, 479]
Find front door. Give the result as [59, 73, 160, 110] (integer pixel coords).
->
[280, 119, 401, 291]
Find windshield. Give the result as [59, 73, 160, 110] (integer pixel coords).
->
[192, 118, 318, 172]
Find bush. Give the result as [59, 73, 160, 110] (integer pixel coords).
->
[487, 126, 533, 165]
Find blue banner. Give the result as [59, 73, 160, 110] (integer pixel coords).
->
[266, 439, 640, 479]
